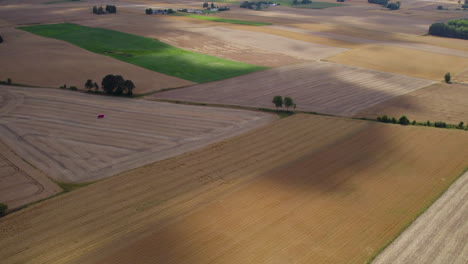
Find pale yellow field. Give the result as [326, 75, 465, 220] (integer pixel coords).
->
[327, 45, 468, 80]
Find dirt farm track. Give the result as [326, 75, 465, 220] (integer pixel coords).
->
[0, 114, 467, 264]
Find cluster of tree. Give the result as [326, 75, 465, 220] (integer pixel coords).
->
[429, 19, 468, 40]
[0, 203, 7, 217]
[292, 0, 312, 4]
[272, 96, 296, 111]
[145, 8, 174, 14]
[92, 5, 117, 15]
[368, 0, 400, 9]
[202, 2, 231, 10]
[376, 115, 467, 130]
[86, 75, 136, 96]
[240, 1, 271, 10]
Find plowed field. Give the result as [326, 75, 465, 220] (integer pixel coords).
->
[354, 83, 468, 124]
[0, 86, 275, 183]
[151, 62, 432, 116]
[1, 114, 467, 264]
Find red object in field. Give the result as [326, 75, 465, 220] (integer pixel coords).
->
[97, 114, 105, 119]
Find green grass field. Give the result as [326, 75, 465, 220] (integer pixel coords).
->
[185, 15, 271, 26]
[19, 23, 267, 83]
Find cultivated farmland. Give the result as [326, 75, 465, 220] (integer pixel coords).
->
[0, 140, 61, 210]
[326, 45, 468, 80]
[0, 86, 276, 183]
[372, 171, 468, 264]
[20, 23, 267, 83]
[0, 27, 193, 94]
[354, 83, 468, 124]
[151, 62, 433, 116]
[0, 115, 467, 264]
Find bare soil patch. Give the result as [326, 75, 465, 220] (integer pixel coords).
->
[150, 62, 432, 116]
[372, 171, 468, 264]
[327, 45, 468, 80]
[0, 27, 193, 94]
[0, 115, 467, 264]
[0, 86, 276, 183]
[354, 83, 468, 125]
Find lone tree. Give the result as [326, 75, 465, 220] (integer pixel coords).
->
[0, 34, 3, 43]
[398, 115, 410, 125]
[0, 203, 7, 217]
[444, 72, 451, 83]
[272, 96, 283, 110]
[284, 96, 294, 111]
[203, 2, 209, 8]
[85, 79, 94, 91]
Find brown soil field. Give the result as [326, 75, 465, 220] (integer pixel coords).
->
[0, 139, 61, 210]
[326, 45, 468, 80]
[0, 86, 276, 183]
[0, 27, 193, 94]
[354, 83, 468, 124]
[150, 62, 432, 116]
[372, 170, 468, 264]
[0, 114, 467, 264]
[77, 14, 305, 67]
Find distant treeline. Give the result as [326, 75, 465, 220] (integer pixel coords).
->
[368, 0, 400, 10]
[375, 115, 467, 130]
[429, 19, 468, 40]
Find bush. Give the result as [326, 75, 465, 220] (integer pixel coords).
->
[398, 115, 410, 125]
[445, 72, 451, 83]
[0, 203, 7, 216]
[387, 2, 400, 9]
[434, 121, 447, 128]
[7, 78, 11, 85]
[69, 86, 78, 91]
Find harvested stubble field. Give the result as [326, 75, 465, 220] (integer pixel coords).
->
[0, 27, 193, 94]
[372, 171, 468, 264]
[0, 140, 61, 210]
[326, 45, 468, 80]
[0, 114, 467, 264]
[354, 83, 468, 125]
[151, 62, 432, 116]
[0, 86, 275, 183]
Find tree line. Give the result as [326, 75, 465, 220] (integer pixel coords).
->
[429, 19, 468, 40]
[376, 115, 467, 130]
[93, 5, 117, 15]
[145, 8, 175, 14]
